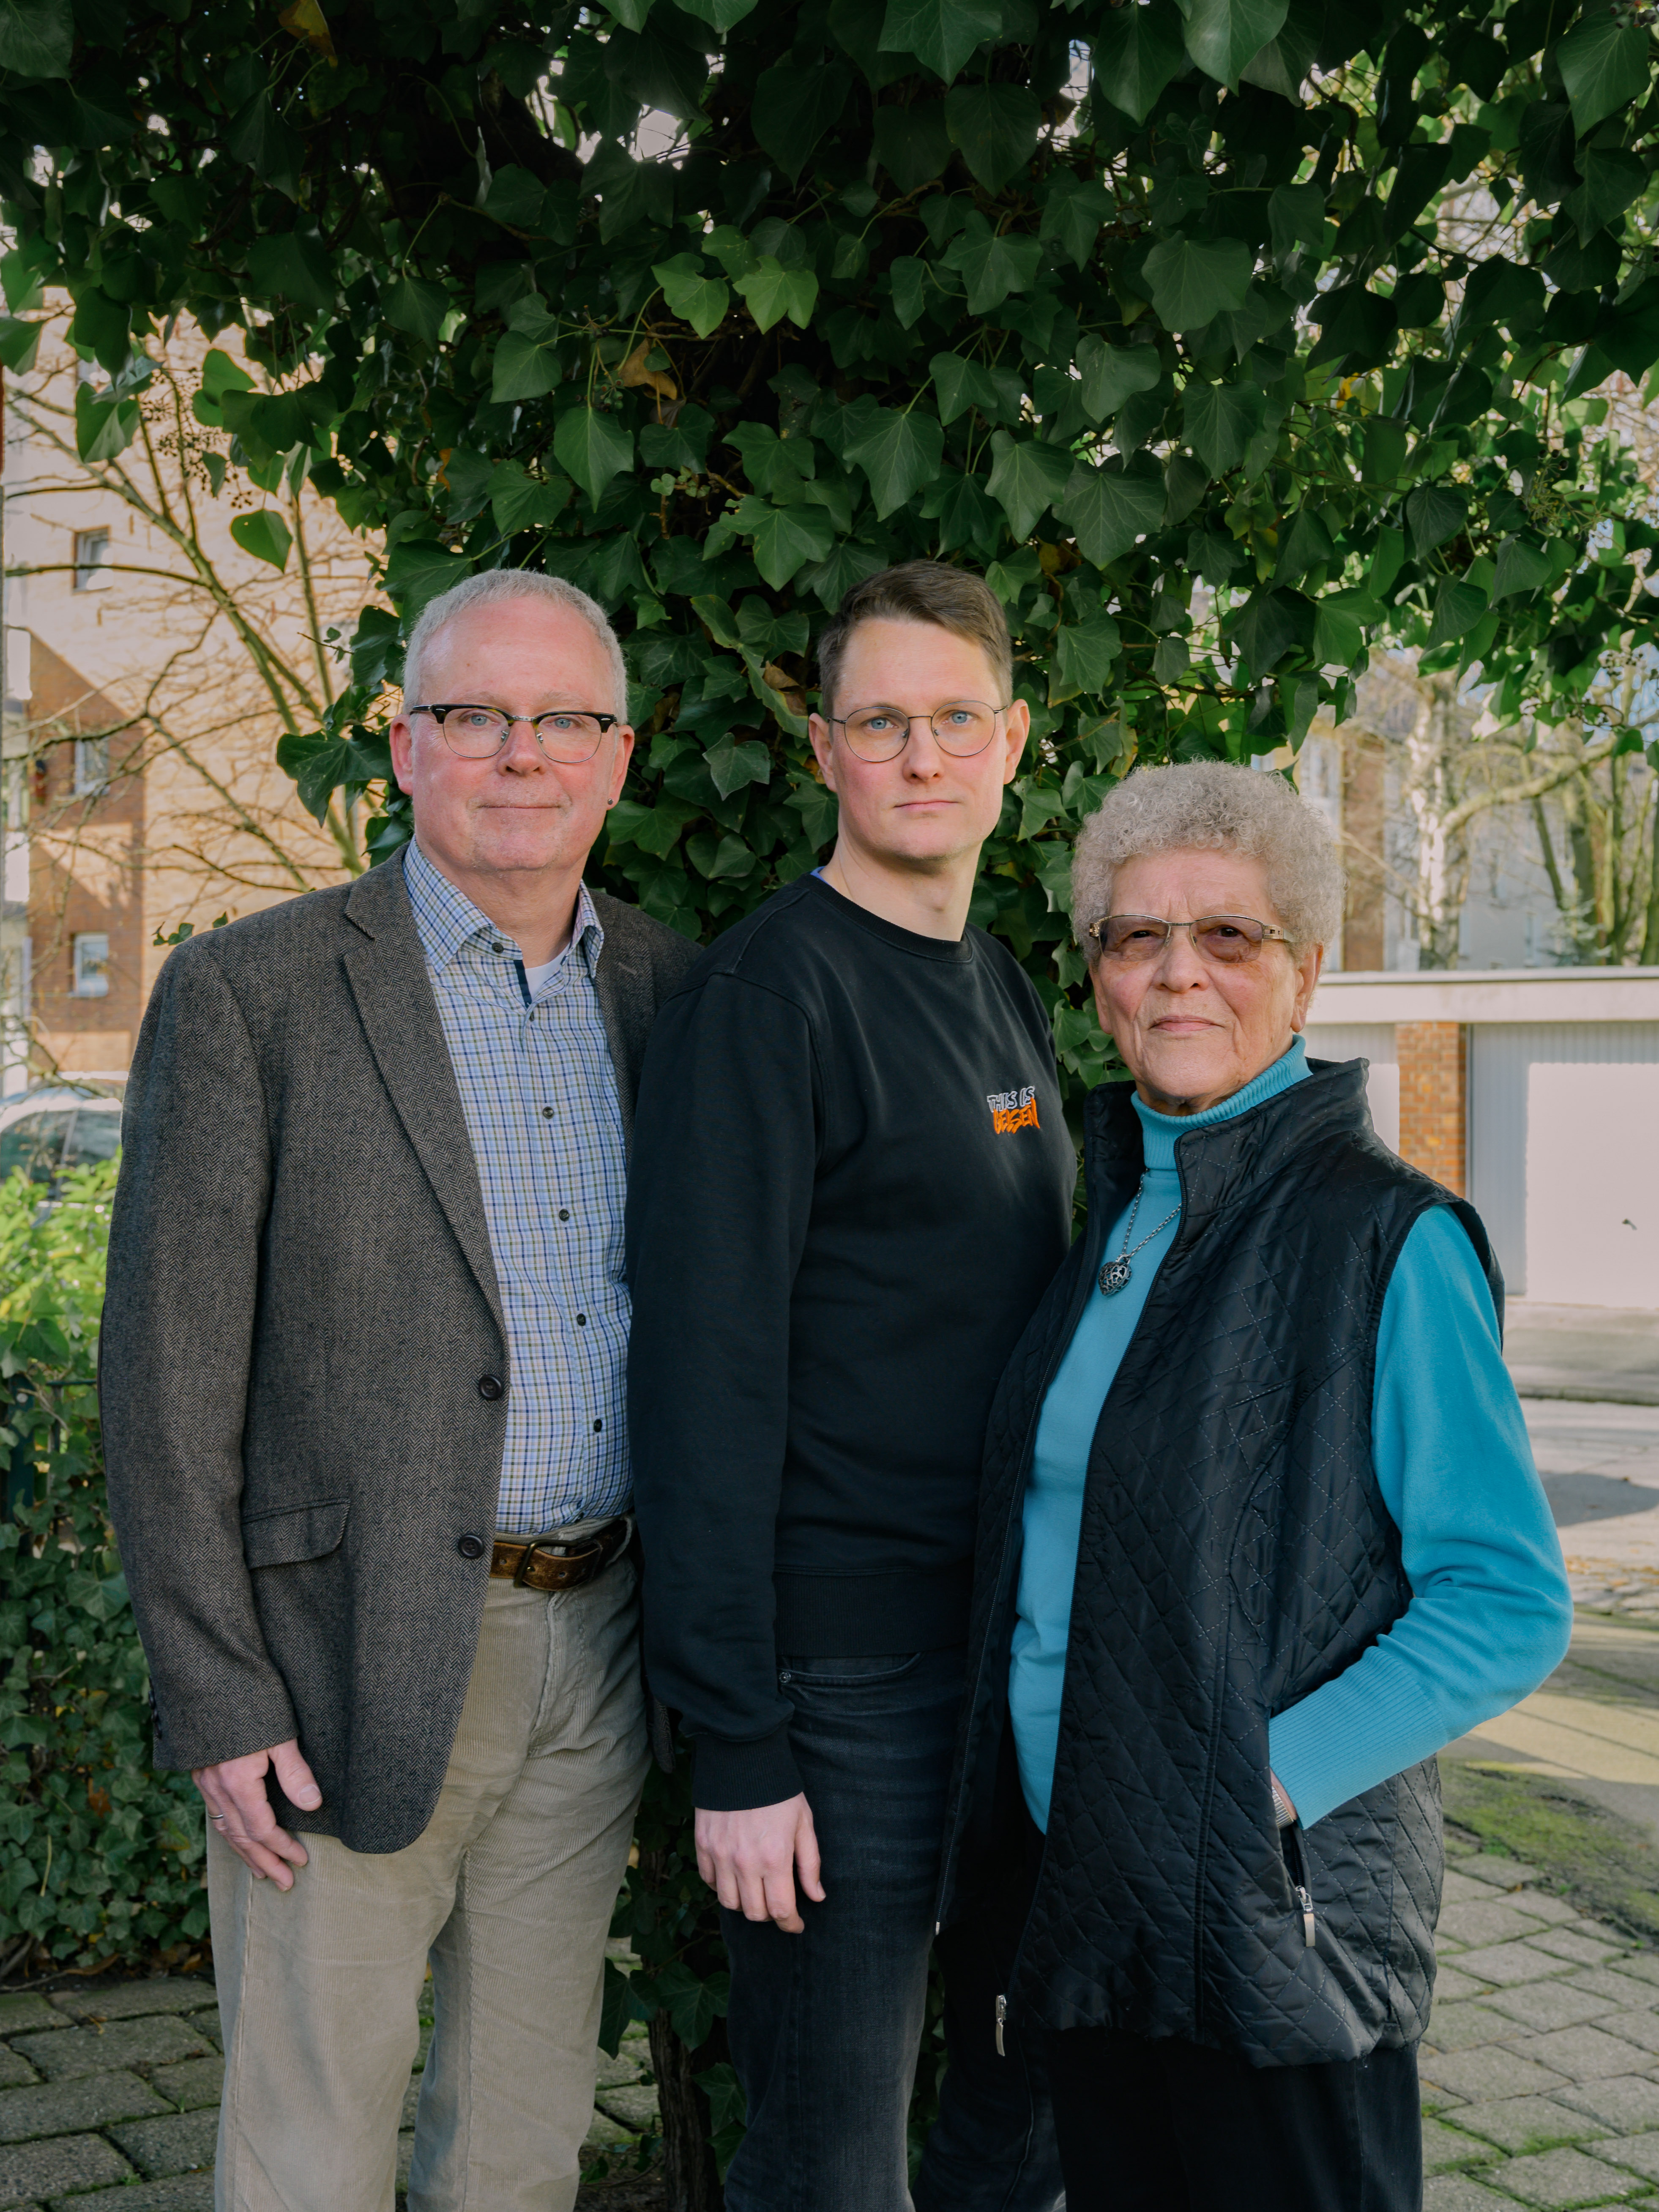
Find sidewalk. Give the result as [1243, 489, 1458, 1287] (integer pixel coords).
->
[1508, 1305, 1659, 1408]
[0, 1979, 661, 2208]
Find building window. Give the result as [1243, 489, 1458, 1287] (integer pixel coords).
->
[72, 932, 109, 998]
[73, 737, 109, 796]
[72, 529, 111, 591]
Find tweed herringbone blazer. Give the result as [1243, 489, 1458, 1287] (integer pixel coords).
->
[99, 856, 699, 1854]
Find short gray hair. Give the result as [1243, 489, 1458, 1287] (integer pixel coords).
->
[1071, 760, 1345, 954]
[402, 569, 629, 720]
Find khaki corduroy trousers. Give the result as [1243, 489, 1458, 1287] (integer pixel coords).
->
[208, 1561, 648, 2212]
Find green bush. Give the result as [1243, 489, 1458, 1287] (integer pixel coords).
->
[0, 1159, 208, 1977]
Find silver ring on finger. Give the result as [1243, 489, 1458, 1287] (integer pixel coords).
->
[210, 1813, 228, 1826]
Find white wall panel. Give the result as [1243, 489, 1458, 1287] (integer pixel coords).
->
[1302, 1023, 1399, 1153]
[1471, 1024, 1659, 1306]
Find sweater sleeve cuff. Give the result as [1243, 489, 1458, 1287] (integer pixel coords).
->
[691, 1723, 802, 1812]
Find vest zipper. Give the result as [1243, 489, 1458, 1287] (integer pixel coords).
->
[995, 1993, 1006, 2056]
[1283, 1820, 1317, 1950]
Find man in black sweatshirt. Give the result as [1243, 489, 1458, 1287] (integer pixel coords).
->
[628, 563, 1072, 2212]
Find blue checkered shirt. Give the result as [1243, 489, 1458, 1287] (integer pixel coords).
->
[403, 839, 631, 1534]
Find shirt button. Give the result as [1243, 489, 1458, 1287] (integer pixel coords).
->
[490, 941, 504, 954]
[575, 1314, 587, 1326]
[457, 1534, 486, 1561]
[593, 1418, 603, 1432]
[478, 1374, 505, 1401]
[558, 1209, 571, 1222]
[542, 1107, 555, 1119]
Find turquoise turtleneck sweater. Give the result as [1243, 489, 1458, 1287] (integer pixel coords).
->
[1009, 1036, 1572, 1833]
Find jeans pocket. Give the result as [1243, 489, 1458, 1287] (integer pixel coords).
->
[776, 1651, 922, 1690]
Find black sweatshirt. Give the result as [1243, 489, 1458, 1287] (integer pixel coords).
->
[626, 874, 1075, 1810]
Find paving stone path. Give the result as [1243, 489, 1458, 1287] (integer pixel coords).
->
[0, 1971, 659, 2209]
[24, 1829, 1659, 2205]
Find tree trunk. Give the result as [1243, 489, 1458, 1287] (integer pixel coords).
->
[649, 2012, 725, 2212]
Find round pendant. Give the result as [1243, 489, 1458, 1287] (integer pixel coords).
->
[1097, 1258, 1132, 1296]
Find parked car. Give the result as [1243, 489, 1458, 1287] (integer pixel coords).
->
[0, 1086, 124, 1188]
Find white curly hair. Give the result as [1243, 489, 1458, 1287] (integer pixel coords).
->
[1071, 761, 1345, 955]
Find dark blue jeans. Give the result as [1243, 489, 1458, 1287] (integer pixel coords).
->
[719, 1647, 1062, 2212]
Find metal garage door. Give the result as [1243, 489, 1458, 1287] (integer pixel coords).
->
[1470, 1023, 1659, 1303]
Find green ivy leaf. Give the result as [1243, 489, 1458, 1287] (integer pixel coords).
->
[1180, 380, 1265, 478]
[1140, 234, 1252, 331]
[1556, 10, 1653, 136]
[383, 538, 470, 615]
[553, 407, 635, 506]
[1039, 175, 1115, 268]
[752, 60, 853, 183]
[1230, 587, 1312, 676]
[245, 231, 335, 312]
[1178, 0, 1288, 89]
[0, 0, 71, 76]
[1426, 575, 1488, 647]
[1312, 587, 1379, 668]
[654, 253, 730, 338]
[230, 509, 293, 572]
[1076, 336, 1163, 423]
[986, 431, 1071, 541]
[383, 274, 451, 349]
[921, 471, 1004, 556]
[943, 215, 1042, 313]
[675, 0, 760, 27]
[225, 93, 305, 199]
[1058, 452, 1165, 566]
[872, 101, 954, 190]
[943, 81, 1041, 193]
[1490, 535, 1554, 603]
[705, 737, 773, 798]
[743, 500, 836, 586]
[1092, 0, 1185, 123]
[488, 462, 574, 534]
[929, 352, 1002, 424]
[1405, 483, 1468, 558]
[878, 0, 1002, 83]
[73, 382, 139, 463]
[68, 287, 129, 376]
[1239, 0, 1321, 98]
[491, 330, 561, 402]
[734, 257, 818, 333]
[0, 313, 39, 372]
[1050, 615, 1123, 703]
[843, 407, 945, 519]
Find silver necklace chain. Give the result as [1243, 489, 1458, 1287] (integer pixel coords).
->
[1097, 1176, 1180, 1297]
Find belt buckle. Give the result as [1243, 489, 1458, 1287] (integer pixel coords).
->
[513, 1533, 603, 1588]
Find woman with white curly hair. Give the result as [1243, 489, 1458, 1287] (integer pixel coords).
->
[935, 759, 1571, 2212]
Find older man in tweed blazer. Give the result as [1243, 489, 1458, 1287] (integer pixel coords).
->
[100, 570, 698, 2212]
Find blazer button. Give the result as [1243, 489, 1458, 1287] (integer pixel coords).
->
[457, 1535, 486, 1561]
[478, 1374, 504, 1401]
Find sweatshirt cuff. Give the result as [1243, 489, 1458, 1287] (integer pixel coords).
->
[691, 1723, 802, 1811]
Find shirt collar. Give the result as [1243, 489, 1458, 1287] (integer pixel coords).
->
[402, 837, 605, 981]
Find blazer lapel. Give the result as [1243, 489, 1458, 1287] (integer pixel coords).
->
[340, 862, 504, 1332]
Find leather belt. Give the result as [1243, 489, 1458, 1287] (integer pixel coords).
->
[491, 1518, 631, 1593]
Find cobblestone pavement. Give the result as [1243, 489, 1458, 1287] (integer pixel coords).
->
[17, 1859, 1659, 2208]
[0, 1973, 660, 2209]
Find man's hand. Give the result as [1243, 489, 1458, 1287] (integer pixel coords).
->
[194, 1739, 323, 1890]
[695, 1794, 825, 1933]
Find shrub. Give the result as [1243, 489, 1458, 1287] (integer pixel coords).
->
[0, 1160, 208, 1978]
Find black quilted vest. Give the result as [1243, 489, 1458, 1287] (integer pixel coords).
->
[936, 1058, 1502, 2067]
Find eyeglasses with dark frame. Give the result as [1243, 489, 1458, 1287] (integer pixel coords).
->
[1086, 914, 1296, 965]
[409, 703, 621, 764]
[828, 700, 1012, 763]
